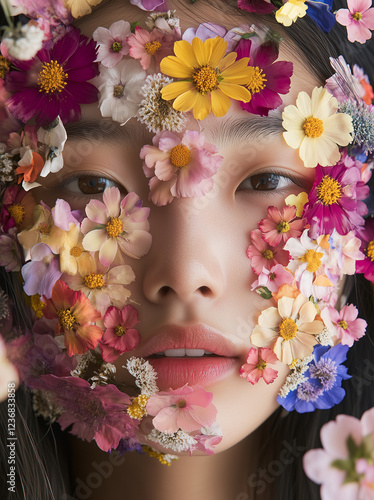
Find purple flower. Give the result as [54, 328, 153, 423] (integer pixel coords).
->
[21, 243, 61, 298]
[277, 344, 350, 413]
[235, 38, 293, 116]
[356, 217, 374, 281]
[5, 27, 98, 126]
[182, 23, 242, 52]
[130, 0, 167, 11]
[304, 162, 369, 239]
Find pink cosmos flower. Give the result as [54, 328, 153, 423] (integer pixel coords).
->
[251, 264, 294, 293]
[247, 229, 290, 275]
[81, 187, 151, 266]
[93, 20, 131, 67]
[259, 205, 306, 246]
[100, 306, 140, 363]
[328, 304, 367, 347]
[303, 407, 374, 499]
[33, 374, 136, 452]
[240, 347, 278, 385]
[190, 432, 223, 455]
[140, 131, 223, 206]
[336, 0, 374, 44]
[127, 27, 173, 70]
[146, 384, 217, 434]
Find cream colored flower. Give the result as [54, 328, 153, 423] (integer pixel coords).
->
[275, 0, 308, 27]
[63, 0, 102, 18]
[282, 87, 353, 168]
[250, 294, 324, 365]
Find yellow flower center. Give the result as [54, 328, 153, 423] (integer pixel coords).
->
[113, 85, 124, 98]
[127, 394, 149, 419]
[246, 66, 267, 94]
[8, 203, 25, 226]
[261, 249, 273, 260]
[338, 320, 348, 330]
[30, 294, 45, 319]
[115, 325, 127, 337]
[0, 55, 11, 80]
[70, 246, 82, 257]
[38, 223, 51, 235]
[366, 240, 374, 261]
[38, 60, 68, 94]
[276, 220, 290, 233]
[192, 65, 219, 94]
[83, 273, 105, 289]
[57, 309, 76, 330]
[300, 249, 323, 272]
[303, 117, 324, 138]
[317, 175, 342, 205]
[144, 41, 161, 55]
[106, 217, 123, 238]
[353, 11, 362, 20]
[112, 41, 122, 52]
[279, 318, 298, 341]
[169, 144, 191, 168]
[256, 360, 267, 371]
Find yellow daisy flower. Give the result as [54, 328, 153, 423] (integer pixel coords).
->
[160, 36, 252, 120]
[282, 86, 353, 168]
[275, 0, 308, 27]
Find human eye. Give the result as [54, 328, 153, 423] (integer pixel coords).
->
[62, 174, 120, 195]
[236, 170, 304, 193]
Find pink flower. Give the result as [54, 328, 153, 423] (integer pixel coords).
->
[336, 0, 374, 44]
[140, 130, 223, 206]
[328, 304, 367, 347]
[0, 234, 22, 272]
[81, 187, 151, 266]
[247, 229, 290, 275]
[130, 0, 167, 11]
[259, 205, 306, 246]
[146, 384, 217, 434]
[240, 347, 278, 385]
[127, 27, 173, 70]
[303, 407, 374, 499]
[93, 20, 131, 67]
[251, 264, 294, 293]
[100, 306, 140, 363]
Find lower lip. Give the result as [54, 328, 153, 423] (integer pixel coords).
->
[147, 357, 238, 390]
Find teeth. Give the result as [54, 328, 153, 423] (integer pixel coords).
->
[165, 349, 186, 357]
[157, 349, 213, 357]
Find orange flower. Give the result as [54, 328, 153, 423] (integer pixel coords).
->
[16, 150, 44, 184]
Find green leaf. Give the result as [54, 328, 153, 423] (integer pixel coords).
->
[130, 21, 140, 33]
[255, 286, 272, 300]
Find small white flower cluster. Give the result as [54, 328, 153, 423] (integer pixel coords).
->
[90, 362, 116, 388]
[125, 357, 158, 396]
[148, 428, 197, 453]
[145, 10, 181, 33]
[70, 351, 98, 378]
[315, 327, 335, 346]
[2, 24, 44, 61]
[278, 354, 313, 398]
[31, 388, 63, 422]
[0, 143, 16, 184]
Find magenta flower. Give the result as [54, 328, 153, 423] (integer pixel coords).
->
[0, 185, 36, 233]
[140, 130, 223, 206]
[5, 27, 98, 126]
[100, 306, 140, 363]
[251, 264, 294, 293]
[146, 384, 217, 434]
[238, 0, 276, 14]
[240, 348, 278, 385]
[304, 162, 369, 239]
[247, 229, 289, 275]
[81, 187, 151, 266]
[33, 374, 136, 452]
[93, 20, 131, 68]
[235, 38, 293, 116]
[259, 205, 306, 246]
[356, 217, 374, 281]
[336, 0, 374, 44]
[327, 304, 367, 347]
[303, 407, 374, 499]
[127, 27, 173, 70]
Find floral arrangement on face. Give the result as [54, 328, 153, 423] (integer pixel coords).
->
[0, 0, 373, 482]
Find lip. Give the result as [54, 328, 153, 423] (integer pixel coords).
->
[139, 324, 240, 389]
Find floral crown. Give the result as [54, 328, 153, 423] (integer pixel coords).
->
[0, 0, 374, 493]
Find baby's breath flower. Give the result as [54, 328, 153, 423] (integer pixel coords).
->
[338, 101, 374, 153]
[90, 363, 116, 388]
[315, 327, 334, 346]
[0, 153, 17, 184]
[125, 357, 158, 396]
[2, 24, 44, 61]
[148, 428, 197, 452]
[278, 354, 313, 398]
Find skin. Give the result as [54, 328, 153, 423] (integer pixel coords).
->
[33, 1, 324, 498]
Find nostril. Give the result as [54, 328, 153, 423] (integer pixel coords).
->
[159, 286, 172, 297]
[198, 286, 211, 296]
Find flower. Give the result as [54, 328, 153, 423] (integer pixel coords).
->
[0, 185, 36, 233]
[160, 36, 252, 120]
[327, 304, 367, 347]
[93, 20, 131, 67]
[127, 27, 173, 71]
[336, 0, 374, 44]
[275, 0, 308, 26]
[246, 229, 290, 275]
[146, 11, 181, 35]
[250, 293, 324, 365]
[238, 0, 276, 14]
[240, 347, 279, 384]
[304, 162, 368, 238]
[303, 406, 374, 498]
[126, 357, 158, 396]
[81, 187, 151, 266]
[64, 0, 103, 18]
[325, 230, 365, 276]
[338, 100, 374, 153]
[0, 234, 22, 272]
[0, 336, 19, 402]
[32, 375, 135, 452]
[95, 59, 146, 125]
[1, 23, 44, 61]
[5, 28, 98, 126]
[15, 149, 44, 188]
[130, 0, 167, 11]
[285, 191, 308, 217]
[146, 384, 217, 434]
[259, 205, 305, 246]
[137, 73, 186, 133]
[140, 130, 223, 205]
[277, 344, 350, 412]
[355, 217, 374, 281]
[37, 117, 67, 177]
[282, 87, 353, 168]
[353, 64, 374, 104]
[21, 243, 62, 298]
[42, 279, 103, 356]
[100, 306, 140, 363]
[251, 264, 294, 294]
[235, 38, 293, 116]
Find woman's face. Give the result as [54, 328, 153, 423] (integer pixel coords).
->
[35, 0, 319, 453]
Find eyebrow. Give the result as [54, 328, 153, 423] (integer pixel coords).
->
[64, 118, 146, 144]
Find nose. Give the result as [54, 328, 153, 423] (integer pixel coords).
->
[142, 196, 226, 304]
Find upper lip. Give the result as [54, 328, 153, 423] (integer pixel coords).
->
[139, 324, 240, 358]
